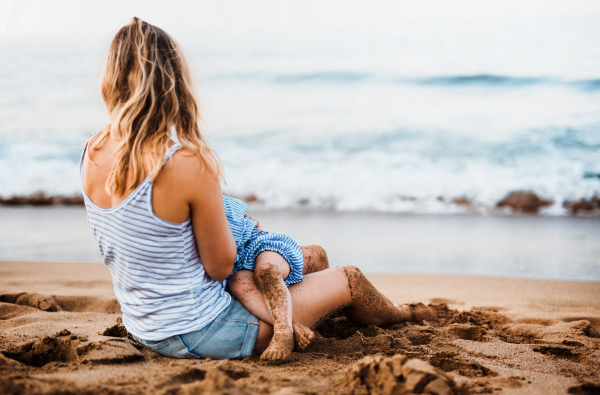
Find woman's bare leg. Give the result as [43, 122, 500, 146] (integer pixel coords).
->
[229, 265, 434, 355]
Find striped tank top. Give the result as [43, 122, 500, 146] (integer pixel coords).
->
[80, 133, 231, 341]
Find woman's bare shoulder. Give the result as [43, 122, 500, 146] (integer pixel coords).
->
[166, 147, 218, 175]
[158, 147, 221, 198]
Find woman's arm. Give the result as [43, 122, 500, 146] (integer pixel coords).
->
[159, 148, 237, 281]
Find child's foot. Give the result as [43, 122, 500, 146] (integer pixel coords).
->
[260, 328, 294, 362]
[292, 320, 314, 351]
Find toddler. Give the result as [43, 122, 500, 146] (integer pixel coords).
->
[223, 195, 314, 361]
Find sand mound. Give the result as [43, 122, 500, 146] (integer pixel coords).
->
[164, 367, 252, 395]
[102, 321, 130, 338]
[0, 292, 61, 312]
[0, 301, 40, 319]
[2, 328, 143, 368]
[341, 354, 458, 395]
[0, 292, 121, 314]
[3, 329, 78, 367]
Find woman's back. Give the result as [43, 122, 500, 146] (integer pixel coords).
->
[80, 133, 232, 341]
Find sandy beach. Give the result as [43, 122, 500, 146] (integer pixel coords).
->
[2, 3, 600, 394]
[1, 260, 598, 394]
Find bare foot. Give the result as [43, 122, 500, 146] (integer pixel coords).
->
[260, 328, 294, 362]
[292, 320, 314, 351]
[393, 303, 414, 321]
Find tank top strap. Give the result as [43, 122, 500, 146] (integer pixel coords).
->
[80, 130, 101, 183]
[81, 128, 182, 173]
[163, 126, 183, 163]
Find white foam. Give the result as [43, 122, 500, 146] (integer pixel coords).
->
[1, 24, 599, 213]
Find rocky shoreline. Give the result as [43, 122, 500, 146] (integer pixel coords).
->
[1, 191, 599, 216]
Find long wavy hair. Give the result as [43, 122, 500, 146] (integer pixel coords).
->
[88, 17, 222, 196]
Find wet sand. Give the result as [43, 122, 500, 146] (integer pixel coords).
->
[1, 260, 599, 394]
[1, 206, 599, 280]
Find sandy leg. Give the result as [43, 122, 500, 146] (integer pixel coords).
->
[254, 262, 294, 361]
[342, 266, 438, 326]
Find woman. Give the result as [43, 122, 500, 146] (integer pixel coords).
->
[81, 18, 435, 362]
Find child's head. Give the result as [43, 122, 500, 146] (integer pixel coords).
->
[93, 18, 222, 195]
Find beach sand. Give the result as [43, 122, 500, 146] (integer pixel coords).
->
[1, 260, 599, 394]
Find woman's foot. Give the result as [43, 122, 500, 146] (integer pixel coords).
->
[408, 302, 439, 322]
[292, 320, 314, 350]
[260, 327, 294, 361]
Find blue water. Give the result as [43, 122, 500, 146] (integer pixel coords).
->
[1, 18, 600, 215]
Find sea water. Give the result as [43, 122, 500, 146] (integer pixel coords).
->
[1, 18, 599, 215]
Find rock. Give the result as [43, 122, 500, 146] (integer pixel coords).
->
[452, 198, 471, 206]
[0, 193, 84, 206]
[563, 197, 600, 215]
[244, 194, 262, 203]
[497, 191, 553, 214]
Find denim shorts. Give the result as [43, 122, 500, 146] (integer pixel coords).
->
[133, 298, 259, 360]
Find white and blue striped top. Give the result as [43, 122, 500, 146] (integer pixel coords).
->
[80, 135, 232, 341]
[222, 196, 257, 249]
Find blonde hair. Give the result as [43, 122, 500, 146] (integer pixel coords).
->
[88, 17, 222, 196]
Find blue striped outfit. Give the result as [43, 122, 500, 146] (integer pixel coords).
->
[222, 195, 304, 286]
[80, 137, 232, 342]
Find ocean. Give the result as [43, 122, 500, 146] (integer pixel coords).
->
[1, 18, 600, 215]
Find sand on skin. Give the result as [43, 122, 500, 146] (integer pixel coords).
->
[0, 260, 599, 395]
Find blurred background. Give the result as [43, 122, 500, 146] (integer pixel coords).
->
[1, 0, 599, 280]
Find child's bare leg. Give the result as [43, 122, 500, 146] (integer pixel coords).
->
[229, 265, 314, 354]
[241, 251, 313, 360]
[252, 252, 292, 361]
